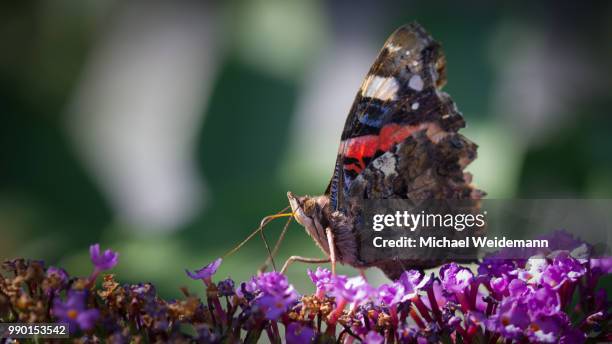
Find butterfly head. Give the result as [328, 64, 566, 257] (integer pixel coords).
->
[287, 192, 324, 225]
[287, 192, 331, 253]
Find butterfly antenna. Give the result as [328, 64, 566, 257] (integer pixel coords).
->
[259, 220, 276, 271]
[222, 206, 293, 262]
[258, 215, 293, 273]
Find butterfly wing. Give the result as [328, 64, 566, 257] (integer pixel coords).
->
[345, 127, 484, 279]
[323, 23, 484, 279]
[327, 22, 468, 210]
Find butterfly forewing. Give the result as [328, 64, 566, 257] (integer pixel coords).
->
[328, 22, 466, 210]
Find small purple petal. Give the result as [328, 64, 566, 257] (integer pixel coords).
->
[45, 266, 69, 292]
[399, 270, 429, 298]
[517, 257, 548, 284]
[307, 267, 333, 297]
[286, 322, 314, 344]
[76, 309, 100, 330]
[346, 276, 374, 310]
[440, 263, 473, 293]
[507, 278, 528, 297]
[89, 243, 119, 271]
[329, 275, 368, 304]
[185, 258, 222, 280]
[363, 331, 384, 344]
[377, 282, 406, 307]
[542, 253, 586, 289]
[491, 276, 509, 295]
[255, 272, 298, 320]
[52, 291, 99, 332]
[217, 278, 235, 296]
[590, 257, 612, 275]
[526, 286, 560, 317]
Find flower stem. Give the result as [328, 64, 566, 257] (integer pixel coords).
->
[426, 286, 442, 323]
[328, 298, 347, 325]
[412, 296, 433, 323]
[409, 307, 426, 329]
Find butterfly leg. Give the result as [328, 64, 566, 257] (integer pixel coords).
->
[280, 256, 330, 274]
[325, 227, 337, 275]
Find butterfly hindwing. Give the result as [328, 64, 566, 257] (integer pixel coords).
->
[343, 126, 482, 279]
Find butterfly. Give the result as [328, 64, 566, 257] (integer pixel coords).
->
[283, 22, 484, 280]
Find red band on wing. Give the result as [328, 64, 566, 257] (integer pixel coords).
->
[342, 123, 426, 173]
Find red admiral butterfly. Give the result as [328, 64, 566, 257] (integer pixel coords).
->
[284, 23, 483, 280]
[226, 23, 483, 280]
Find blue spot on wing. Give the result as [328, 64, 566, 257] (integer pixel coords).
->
[357, 102, 393, 128]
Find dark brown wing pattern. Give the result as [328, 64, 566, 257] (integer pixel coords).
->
[327, 22, 467, 211]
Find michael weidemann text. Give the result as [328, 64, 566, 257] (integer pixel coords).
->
[370, 211, 549, 250]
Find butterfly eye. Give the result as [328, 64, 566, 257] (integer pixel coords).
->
[303, 198, 317, 216]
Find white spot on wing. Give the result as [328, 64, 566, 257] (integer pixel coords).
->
[411, 102, 419, 110]
[372, 153, 397, 177]
[386, 43, 402, 53]
[361, 75, 399, 101]
[408, 75, 424, 91]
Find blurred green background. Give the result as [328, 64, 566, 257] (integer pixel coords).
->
[1, 1, 611, 297]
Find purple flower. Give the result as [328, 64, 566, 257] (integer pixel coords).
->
[89, 244, 119, 271]
[440, 263, 473, 293]
[307, 267, 333, 298]
[52, 291, 99, 331]
[448, 316, 462, 326]
[329, 275, 373, 307]
[397, 324, 418, 342]
[559, 326, 586, 344]
[363, 331, 384, 344]
[286, 322, 314, 344]
[516, 257, 548, 285]
[490, 276, 509, 295]
[478, 258, 516, 278]
[527, 311, 579, 344]
[349, 277, 376, 310]
[526, 286, 560, 317]
[256, 272, 295, 296]
[541, 253, 585, 289]
[489, 297, 530, 339]
[236, 277, 258, 300]
[328, 275, 367, 323]
[528, 316, 563, 343]
[15, 235, 611, 342]
[329, 275, 356, 302]
[399, 270, 429, 298]
[489, 282, 573, 343]
[255, 272, 298, 320]
[127, 283, 157, 304]
[507, 278, 529, 297]
[257, 292, 290, 320]
[47, 266, 68, 281]
[45, 266, 69, 292]
[185, 258, 222, 281]
[377, 282, 406, 307]
[590, 257, 612, 276]
[217, 278, 235, 297]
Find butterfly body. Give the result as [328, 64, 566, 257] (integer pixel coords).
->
[288, 23, 483, 280]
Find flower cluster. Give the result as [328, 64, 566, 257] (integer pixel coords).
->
[0, 233, 610, 343]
